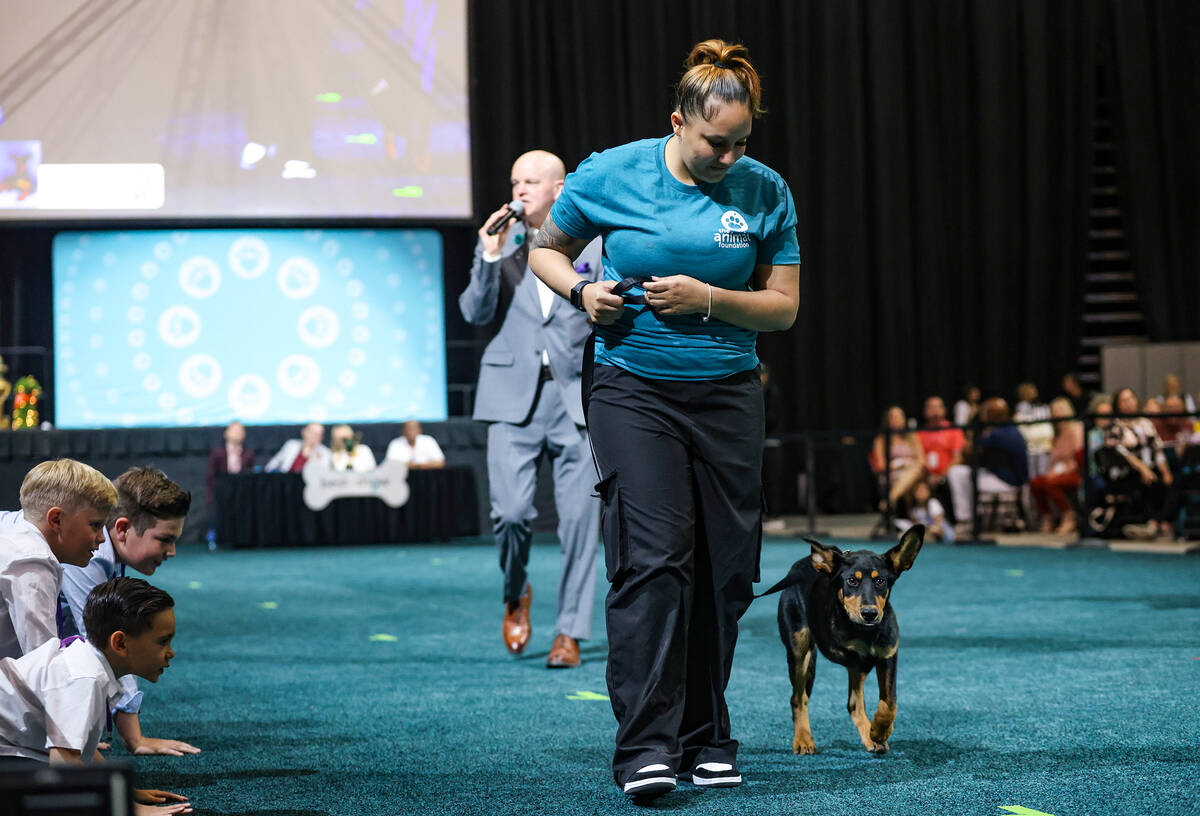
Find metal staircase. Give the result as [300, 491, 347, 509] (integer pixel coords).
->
[1077, 66, 1147, 388]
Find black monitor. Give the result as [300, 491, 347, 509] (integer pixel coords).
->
[0, 762, 133, 816]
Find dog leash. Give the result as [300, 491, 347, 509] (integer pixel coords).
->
[752, 537, 824, 599]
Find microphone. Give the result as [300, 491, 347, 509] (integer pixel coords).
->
[486, 200, 525, 235]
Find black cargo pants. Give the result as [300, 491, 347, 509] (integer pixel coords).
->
[587, 363, 764, 786]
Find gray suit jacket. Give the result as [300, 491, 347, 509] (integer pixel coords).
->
[459, 230, 602, 426]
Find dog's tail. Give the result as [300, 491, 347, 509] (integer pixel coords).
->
[754, 538, 822, 598]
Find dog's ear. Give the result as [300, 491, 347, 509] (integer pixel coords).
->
[809, 540, 843, 574]
[885, 524, 924, 575]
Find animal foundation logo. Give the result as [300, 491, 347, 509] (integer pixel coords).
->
[713, 210, 752, 249]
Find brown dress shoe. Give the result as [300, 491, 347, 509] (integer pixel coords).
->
[546, 633, 581, 668]
[503, 583, 532, 654]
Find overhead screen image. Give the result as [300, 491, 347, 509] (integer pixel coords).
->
[52, 228, 447, 428]
[0, 0, 470, 219]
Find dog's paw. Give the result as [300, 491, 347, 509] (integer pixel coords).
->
[867, 740, 889, 755]
[792, 735, 818, 755]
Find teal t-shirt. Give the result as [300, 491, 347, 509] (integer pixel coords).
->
[551, 135, 801, 380]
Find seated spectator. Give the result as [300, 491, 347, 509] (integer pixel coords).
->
[1085, 394, 1114, 465]
[1159, 395, 1192, 458]
[206, 421, 255, 505]
[265, 422, 330, 473]
[386, 420, 445, 470]
[918, 395, 965, 484]
[1156, 373, 1196, 414]
[330, 424, 376, 472]
[1060, 372, 1092, 418]
[895, 478, 954, 543]
[953, 384, 981, 428]
[1110, 387, 1177, 540]
[948, 397, 1029, 525]
[870, 406, 925, 510]
[1014, 381, 1054, 474]
[1030, 397, 1084, 534]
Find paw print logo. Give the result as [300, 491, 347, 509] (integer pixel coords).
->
[278, 257, 320, 300]
[157, 305, 201, 348]
[720, 211, 748, 232]
[178, 257, 221, 299]
[277, 354, 321, 397]
[227, 374, 271, 418]
[297, 306, 340, 348]
[228, 237, 270, 279]
[178, 354, 222, 398]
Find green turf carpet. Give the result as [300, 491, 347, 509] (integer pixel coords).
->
[124, 535, 1200, 815]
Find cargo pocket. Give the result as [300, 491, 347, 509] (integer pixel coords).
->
[595, 471, 629, 582]
[753, 490, 768, 583]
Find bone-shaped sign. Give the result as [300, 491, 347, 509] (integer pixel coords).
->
[301, 459, 410, 511]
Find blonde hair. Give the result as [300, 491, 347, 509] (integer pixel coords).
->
[19, 459, 117, 520]
[1049, 396, 1075, 417]
[675, 39, 765, 123]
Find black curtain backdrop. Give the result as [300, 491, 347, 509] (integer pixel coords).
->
[468, 0, 1199, 429]
[1106, 0, 1200, 344]
[1, 1, 1197, 433]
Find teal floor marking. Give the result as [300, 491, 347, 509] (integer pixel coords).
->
[998, 807, 1057, 816]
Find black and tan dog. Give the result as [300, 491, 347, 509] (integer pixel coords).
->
[766, 526, 924, 756]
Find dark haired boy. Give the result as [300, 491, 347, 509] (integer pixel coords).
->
[59, 467, 200, 757]
[0, 577, 191, 815]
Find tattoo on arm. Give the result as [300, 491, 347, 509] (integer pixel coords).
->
[530, 213, 588, 260]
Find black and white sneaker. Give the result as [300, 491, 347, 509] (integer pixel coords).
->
[688, 761, 742, 788]
[622, 764, 676, 799]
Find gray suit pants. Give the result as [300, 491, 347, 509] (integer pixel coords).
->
[489, 379, 601, 640]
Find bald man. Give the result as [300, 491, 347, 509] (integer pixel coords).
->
[460, 150, 603, 668]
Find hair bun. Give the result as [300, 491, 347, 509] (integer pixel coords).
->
[677, 39, 764, 120]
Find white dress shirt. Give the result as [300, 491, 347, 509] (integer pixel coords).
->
[0, 510, 22, 530]
[0, 516, 62, 660]
[385, 434, 445, 467]
[0, 638, 122, 760]
[60, 529, 143, 714]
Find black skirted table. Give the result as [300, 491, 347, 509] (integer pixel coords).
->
[214, 467, 479, 547]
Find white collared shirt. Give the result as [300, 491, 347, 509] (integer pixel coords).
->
[60, 529, 143, 715]
[385, 434, 446, 466]
[0, 516, 63, 660]
[0, 638, 122, 761]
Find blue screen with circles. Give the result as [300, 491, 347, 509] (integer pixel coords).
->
[52, 228, 446, 428]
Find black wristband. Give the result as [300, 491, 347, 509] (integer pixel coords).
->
[569, 280, 590, 311]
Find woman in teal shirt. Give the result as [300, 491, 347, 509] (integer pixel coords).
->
[529, 39, 800, 800]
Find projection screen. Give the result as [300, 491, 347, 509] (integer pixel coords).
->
[0, 0, 470, 219]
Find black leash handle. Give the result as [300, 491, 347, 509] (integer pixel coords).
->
[611, 275, 651, 304]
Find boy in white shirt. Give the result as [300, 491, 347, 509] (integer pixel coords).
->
[0, 459, 117, 660]
[0, 576, 191, 814]
[59, 466, 200, 758]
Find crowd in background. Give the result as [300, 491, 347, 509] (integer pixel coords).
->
[869, 373, 1200, 542]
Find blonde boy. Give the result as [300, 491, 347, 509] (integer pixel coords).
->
[0, 459, 116, 659]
